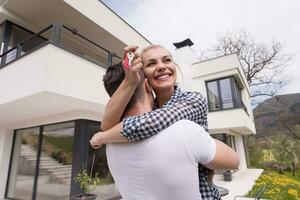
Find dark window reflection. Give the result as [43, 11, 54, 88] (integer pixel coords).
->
[206, 77, 243, 111]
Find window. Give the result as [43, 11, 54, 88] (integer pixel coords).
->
[6, 122, 75, 200]
[6, 120, 119, 200]
[206, 77, 243, 111]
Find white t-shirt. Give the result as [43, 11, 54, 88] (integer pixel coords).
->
[106, 120, 216, 200]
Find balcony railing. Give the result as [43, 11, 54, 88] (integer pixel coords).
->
[0, 23, 121, 69]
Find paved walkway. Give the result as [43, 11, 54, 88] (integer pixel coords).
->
[214, 168, 264, 200]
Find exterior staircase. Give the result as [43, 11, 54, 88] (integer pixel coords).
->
[20, 144, 72, 184]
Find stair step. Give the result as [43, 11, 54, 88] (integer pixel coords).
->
[39, 160, 59, 164]
[42, 165, 72, 170]
[52, 170, 72, 175]
[54, 174, 71, 179]
[49, 168, 73, 173]
[39, 162, 61, 166]
[21, 145, 73, 185]
[27, 157, 53, 162]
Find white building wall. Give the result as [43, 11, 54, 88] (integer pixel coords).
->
[0, 44, 109, 106]
[0, 128, 14, 199]
[0, 44, 112, 126]
[44, 45, 108, 104]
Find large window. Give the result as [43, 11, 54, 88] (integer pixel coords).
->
[6, 120, 120, 200]
[6, 122, 75, 200]
[206, 77, 243, 111]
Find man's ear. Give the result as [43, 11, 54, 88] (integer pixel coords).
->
[144, 78, 152, 93]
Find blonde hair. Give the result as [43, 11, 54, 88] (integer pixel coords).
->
[141, 44, 173, 58]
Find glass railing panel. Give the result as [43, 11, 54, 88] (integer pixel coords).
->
[60, 26, 110, 67]
[0, 23, 121, 69]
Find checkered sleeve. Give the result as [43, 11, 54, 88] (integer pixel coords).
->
[121, 92, 208, 141]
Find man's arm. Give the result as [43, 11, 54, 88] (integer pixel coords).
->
[122, 91, 208, 141]
[206, 140, 240, 170]
[179, 120, 239, 170]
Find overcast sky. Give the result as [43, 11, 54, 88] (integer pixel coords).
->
[102, 0, 300, 95]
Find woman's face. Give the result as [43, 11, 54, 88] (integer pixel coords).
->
[142, 47, 177, 93]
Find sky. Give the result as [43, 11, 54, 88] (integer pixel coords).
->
[101, 0, 300, 95]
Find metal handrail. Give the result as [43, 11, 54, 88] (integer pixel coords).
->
[0, 25, 52, 58]
[62, 25, 109, 55]
[0, 23, 121, 66]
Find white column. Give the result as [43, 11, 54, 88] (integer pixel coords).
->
[235, 135, 247, 170]
[0, 128, 14, 198]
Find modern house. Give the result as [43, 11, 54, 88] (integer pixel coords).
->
[0, 0, 256, 200]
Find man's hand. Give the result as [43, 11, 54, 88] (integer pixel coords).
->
[122, 45, 143, 86]
[90, 132, 104, 149]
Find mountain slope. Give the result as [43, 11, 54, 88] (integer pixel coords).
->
[254, 93, 300, 137]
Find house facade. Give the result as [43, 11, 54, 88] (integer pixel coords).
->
[0, 0, 255, 199]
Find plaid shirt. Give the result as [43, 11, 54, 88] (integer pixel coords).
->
[122, 86, 221, 200]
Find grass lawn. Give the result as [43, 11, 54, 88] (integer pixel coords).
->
[248, 170, 300, 200]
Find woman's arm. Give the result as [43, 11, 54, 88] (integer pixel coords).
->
[121, 91, 208, 141]
[101, 46, 142, 131]
[93, 91, 207, 146]
[101, 78, 137, 131]
[90, 122, 128, 149]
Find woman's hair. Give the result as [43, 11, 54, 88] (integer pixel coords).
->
[141, 44, 173, 58]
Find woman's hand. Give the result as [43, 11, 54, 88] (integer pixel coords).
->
[91, 123, 129, 148]
[122, 45, 143, 86]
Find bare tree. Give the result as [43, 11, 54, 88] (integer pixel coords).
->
[203, 30, 292, 100]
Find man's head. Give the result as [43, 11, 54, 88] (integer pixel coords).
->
[103, 62, 151, 114]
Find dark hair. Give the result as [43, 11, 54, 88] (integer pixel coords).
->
[103, 62, 145, 113]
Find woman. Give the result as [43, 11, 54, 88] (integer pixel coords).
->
[91, 44, 220, 200]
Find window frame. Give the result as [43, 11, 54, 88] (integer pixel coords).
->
[205, 76, 244, 112]
[4, 119, 100, 199]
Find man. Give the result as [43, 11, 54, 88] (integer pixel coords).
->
[90, 63, 239, 200]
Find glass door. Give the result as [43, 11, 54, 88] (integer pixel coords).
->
[6, 122, 75, 200]
[6, 127, 40, 200]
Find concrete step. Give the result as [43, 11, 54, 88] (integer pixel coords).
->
[21, 144, 73, 185]
[42, 165, 72, 170]
[52, 170, 72, 175]
[39, 160, 60, 165]
[39, 162, 64, 167]
[27, 157, 53, 162]
[16, 175, 50, 185]
[49, 167, 72, 173]
[54, 174, 71, 179]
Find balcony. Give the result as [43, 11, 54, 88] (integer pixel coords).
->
[0, 23, 121, 128]
[0, 22, 121, 69]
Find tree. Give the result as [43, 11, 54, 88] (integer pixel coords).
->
[202, 30, 292, 101]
